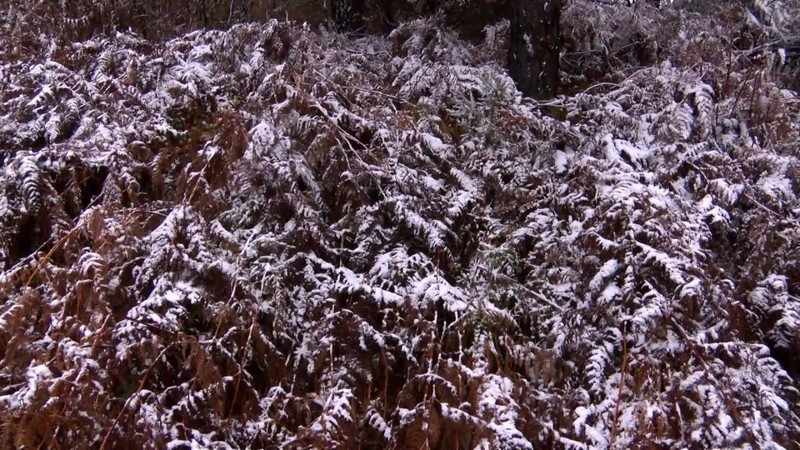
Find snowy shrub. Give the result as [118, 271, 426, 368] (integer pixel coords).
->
[0, 4, 799, 449]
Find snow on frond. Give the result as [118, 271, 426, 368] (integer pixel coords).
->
[707, 178, 742, 206]
[364, 407, 392, 441]
[753, 0, 800, 32]
[26, 85, 55, 112]
[636, 242, 687, 285]
[681, 81, 715, 140]
[14, 155, 44, 214]
[654, 101, 694, 142]
[1, 11, 799, 450]
[299, 388, 357, 444]
[586, 338, 615, 397]
[413, 272, 468, 312]
[748, 275, 800, 353]
[476, 373, 533, 450]
[758, 172, 794, 201]
[335, 264, 404, 305]
[78, 251, 106, 280]
[0, 363, 52, 410]
[573, 404, 609, 448]
[114, 279, 203, 353]
[589, 259, 619, 293]
[389, 19, 472, 63]
[602, 135, 652, 170]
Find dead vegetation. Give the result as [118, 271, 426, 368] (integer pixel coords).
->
[0, 1, 799, 449]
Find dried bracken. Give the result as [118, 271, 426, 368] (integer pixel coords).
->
[0, 1, 799, 449]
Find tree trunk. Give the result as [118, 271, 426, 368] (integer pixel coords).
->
[330, 0, 365, 32]
[508, 0, 561, 100]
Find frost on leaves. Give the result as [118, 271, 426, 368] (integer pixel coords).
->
[1, 10, 800, 450]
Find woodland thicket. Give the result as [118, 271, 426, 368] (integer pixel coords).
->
[1, 0, 800, 448]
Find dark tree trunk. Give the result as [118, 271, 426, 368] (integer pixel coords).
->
[374, 0, 395, 32]
[330, 0, 365, 32]
[508, 0, 561, 100]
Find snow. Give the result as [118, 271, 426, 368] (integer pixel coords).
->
[0, 9, 799, 450]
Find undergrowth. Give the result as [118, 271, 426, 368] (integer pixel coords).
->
[0, 1, 799, 449]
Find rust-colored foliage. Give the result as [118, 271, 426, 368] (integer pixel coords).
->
[1, 1, 799, 449]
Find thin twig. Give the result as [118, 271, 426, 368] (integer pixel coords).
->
[26, 224, 83, 287]
[608, 324, 628, 449]
[228, 310, 257, 418]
